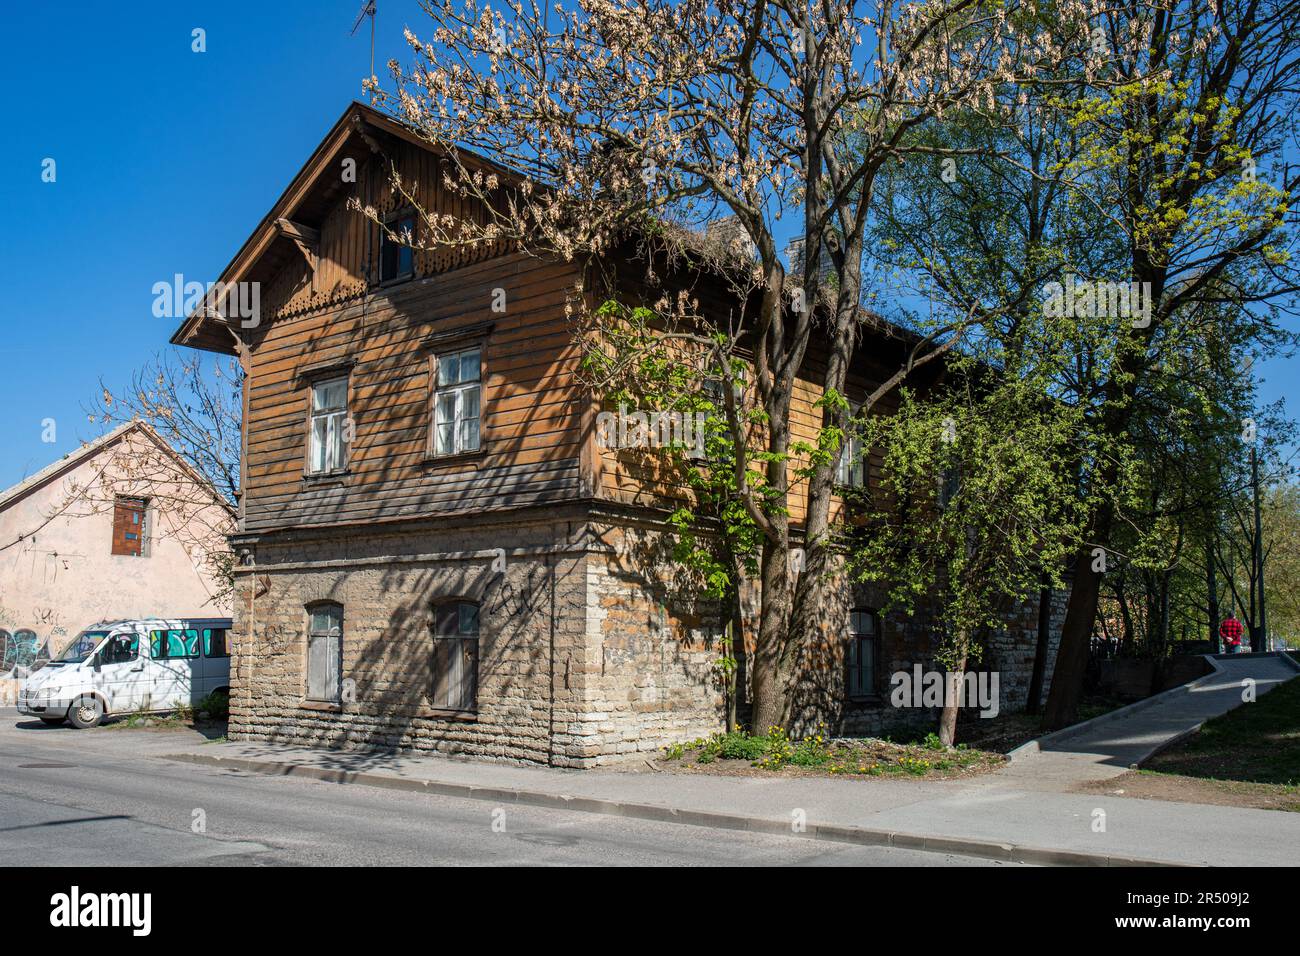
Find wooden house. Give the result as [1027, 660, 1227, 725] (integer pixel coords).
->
[172, 102, 1062, 765]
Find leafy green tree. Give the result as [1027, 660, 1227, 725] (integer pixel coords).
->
[849, 366, 1084, 743]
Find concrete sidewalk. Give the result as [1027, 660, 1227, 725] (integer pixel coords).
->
[1004, 652, 1299, 789]
[165, 721, 1300, 867]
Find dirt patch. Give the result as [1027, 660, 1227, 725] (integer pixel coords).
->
[655, 731, 1006, 781]
[104, 715, 227, 740]
[1078, 770, 1300, 812]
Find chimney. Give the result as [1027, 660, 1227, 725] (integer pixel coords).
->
[705, 215, 757, 262]
[784, 235, 835, 281]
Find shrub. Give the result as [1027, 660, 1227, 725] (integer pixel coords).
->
[194, 689, 230, 722]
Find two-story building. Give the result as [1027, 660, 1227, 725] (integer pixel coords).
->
[171, 102, 1063, 766]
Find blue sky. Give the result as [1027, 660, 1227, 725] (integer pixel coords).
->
[0, 0, 1295, 491]
[0, 0, 428, 490]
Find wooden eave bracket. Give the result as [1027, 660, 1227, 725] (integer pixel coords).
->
[276, 217, 321, 272]
[350, 114, 388, 157]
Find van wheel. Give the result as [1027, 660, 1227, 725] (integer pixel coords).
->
[67, 697, 104, 729]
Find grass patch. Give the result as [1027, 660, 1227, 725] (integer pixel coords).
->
[1144, 673, 1300, 787]
[660, 726, 1004, 779]
[106, 690, 230, 731]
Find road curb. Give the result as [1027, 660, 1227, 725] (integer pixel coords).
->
[163, 751, 1193, 868]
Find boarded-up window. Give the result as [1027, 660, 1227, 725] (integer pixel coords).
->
[111, 497, 147, 556]
[846, 608, 879, 699]
[306, 604, 342, 702]
[432, 601, 478, 711]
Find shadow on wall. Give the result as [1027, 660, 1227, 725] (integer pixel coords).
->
[233, 516, 735, 765]
[239, 551, 566, 767]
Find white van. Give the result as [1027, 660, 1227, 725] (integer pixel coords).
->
[17, 618, 232, 728]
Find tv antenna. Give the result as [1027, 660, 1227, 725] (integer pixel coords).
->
[351, 1, 377, 82]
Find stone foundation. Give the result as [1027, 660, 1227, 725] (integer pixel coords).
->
[227, 512, 1064, 766]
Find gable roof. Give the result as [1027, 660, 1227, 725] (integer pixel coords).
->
[170, 101, 516, 355]
[171, 100, 934, 374]
[0, 420, 235, 518]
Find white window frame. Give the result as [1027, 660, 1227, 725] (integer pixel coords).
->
[431, 347, 482, 457]
[837, 403, 865, 488]
[308, 376, 349, 474]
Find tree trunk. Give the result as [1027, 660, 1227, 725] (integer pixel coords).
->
[1042, 544, 1103, 730]
[1205, 534, 1220, 652]
[779, 224, 863, 728]
[939, 647, 968, 747]
[750, 534, 791, 734]
[1025, 572, 1052, 715]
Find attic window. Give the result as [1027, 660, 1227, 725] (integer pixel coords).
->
[111, 496, 148, 557]
[380, 211, 416, 283]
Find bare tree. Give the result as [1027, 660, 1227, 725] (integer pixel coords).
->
[78, 350, 242, 605]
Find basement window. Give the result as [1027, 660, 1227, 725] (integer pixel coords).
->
[111, 496, 148, 557]
[306, 603, 343, 703]
[431, 601, 479, 712]
[846, 608, 879, 700]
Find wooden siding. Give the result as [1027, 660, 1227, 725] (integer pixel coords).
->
[232, 114, 910, 536]
[259, 139, 512, 324]
[587, 259, 903, 527]
[242, 250, 586, 533]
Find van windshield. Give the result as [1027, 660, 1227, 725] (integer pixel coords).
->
[55, 631, 109, 663]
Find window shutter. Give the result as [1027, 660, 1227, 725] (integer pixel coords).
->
[433, 639, 451, 709]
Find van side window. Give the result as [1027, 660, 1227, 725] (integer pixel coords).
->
[151, 629, 199, 659]
[203, 628, 231, 658]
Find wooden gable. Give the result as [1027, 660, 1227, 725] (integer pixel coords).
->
[171, 102, 516, 355]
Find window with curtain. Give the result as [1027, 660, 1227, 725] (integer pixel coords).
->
[432, 348, 481, 456]
[308, 377, 348, 474]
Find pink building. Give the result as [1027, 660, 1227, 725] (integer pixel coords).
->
[0, 422, 233, 699]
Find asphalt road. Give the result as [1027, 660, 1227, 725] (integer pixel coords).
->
[0, 710, 1023, 866]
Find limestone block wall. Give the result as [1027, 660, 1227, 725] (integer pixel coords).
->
[228, 515, 594, 766]
[579, 538, 726, 759]
[225, 511, 1068, 766]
